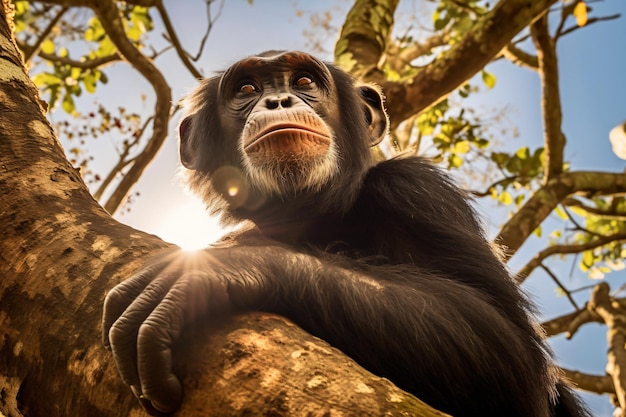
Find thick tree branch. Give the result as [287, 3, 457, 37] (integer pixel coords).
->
[497, 171, 626, 260]
[531, 14, 565, 181]
[377, 0, 558, 127]
[589, 283, 626, 412]
[334, 0, 399, 78]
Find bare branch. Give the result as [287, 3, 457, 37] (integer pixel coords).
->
[557, 13, 622, 40]
[37, 50, 121, 69]
[539, 264, 580, 309]
[561, 368, 615, 396]
[156, 2, 202, 79]
[515, 233, 626, 284]
[542, 307, 602, 338]
[93, 115, 154, 201]
[188, 0, 225, 62]
[499, 43, 538, 69]
[565, 197, 626, 221]
[22, 5, 68, 63]
[470, 176, 518, 197]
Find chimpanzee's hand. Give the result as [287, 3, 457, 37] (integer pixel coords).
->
[102, 249, 244, 415]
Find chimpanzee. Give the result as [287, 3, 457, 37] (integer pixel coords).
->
[103, 51, 590, 417]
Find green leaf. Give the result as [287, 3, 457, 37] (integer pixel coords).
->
[33, 72, 61, 88]
[554, 206, 568, 220]
[449, 154, 463, 168]
[83, 72, 97, 93]
[581, 250, 594, 271]
[515, 147, 530, 159]
[475, 138, 490, 149]
[41, 39, 55, 54]
[550, 229, 562, 239]
[62, 93, 75, 114]
[481, 70, 496, 89]
[97, 37, 117, 56]
[70, 67, 81, 80]
[454, 140, 471, 154]
[573, 1, 588, 27]
[85, 17, 106, 42]
[498, 191, 513, 205]
[491, 152, 509, 167]
[533, 226, 542, 237]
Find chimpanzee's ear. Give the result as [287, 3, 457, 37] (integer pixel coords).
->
[179, 116, 195, 169]
[359, 85, 389, 146]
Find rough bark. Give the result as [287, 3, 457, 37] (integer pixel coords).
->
[589, 283, 626, 415]
[531, 14, 566, 181]
[0, 2, 447, 416]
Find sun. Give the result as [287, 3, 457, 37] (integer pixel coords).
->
[155, 199, 227, 251]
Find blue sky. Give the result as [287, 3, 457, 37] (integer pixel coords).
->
[55, 1, 626, 414]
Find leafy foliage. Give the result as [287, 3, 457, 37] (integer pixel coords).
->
[20, 4, 154, 114]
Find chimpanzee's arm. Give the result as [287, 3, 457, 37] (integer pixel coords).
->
[102, 244, 536, 415]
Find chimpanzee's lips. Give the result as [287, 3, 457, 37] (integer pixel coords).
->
[244, 123, 331, 154]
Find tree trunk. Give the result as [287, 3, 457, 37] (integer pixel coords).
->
[0, 2, 446, 416]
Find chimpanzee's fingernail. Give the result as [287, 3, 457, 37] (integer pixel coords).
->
[130, 385, 169, 416]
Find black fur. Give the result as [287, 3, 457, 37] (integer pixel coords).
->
[103, 51, 590, 417]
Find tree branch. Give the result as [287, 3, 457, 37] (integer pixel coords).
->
[376, 0, 559, 127]
[21, 5, 67, 63]
[565, 197, 626, 221]
[557, 13, 622, 40]
[497, 171, 626, 260]
[334, 0, 400, 78]
[531, 14, 565, 182]
[499, 43, 538, 69]
[385, 31, 451, 70]
[589, 283, 626, 411]
[156, 1, 202, 79]
[514, 232, 626, 284]
[37, 50, 121, 69]
[82, 0, 172, 215]
[539, 264, 580, 309]
[561, 368, 615, 396]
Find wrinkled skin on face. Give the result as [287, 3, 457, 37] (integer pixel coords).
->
[178, 51, 387, 227]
